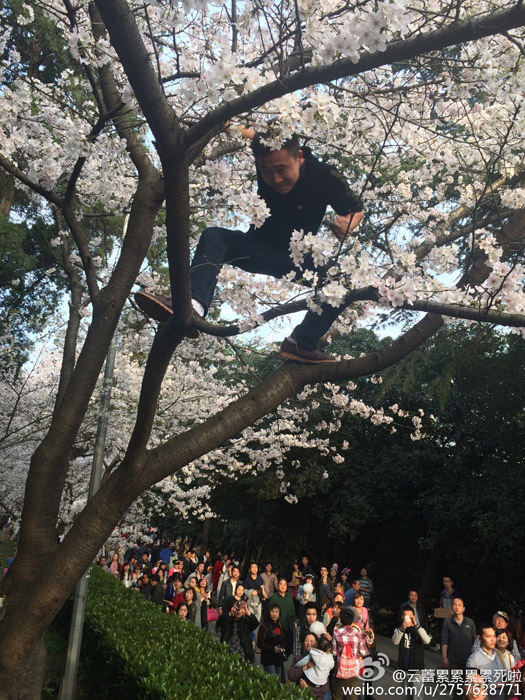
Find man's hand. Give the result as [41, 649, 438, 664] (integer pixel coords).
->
[331, 211, 364, 241]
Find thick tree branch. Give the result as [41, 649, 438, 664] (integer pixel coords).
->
[186, 4, 525, 146]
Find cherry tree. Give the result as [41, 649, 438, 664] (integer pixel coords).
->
[0, 0, 524, 696]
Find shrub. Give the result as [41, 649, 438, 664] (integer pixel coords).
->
[83, 566, 310, 699]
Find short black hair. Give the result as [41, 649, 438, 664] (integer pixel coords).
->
[318, 636, 331, 652]
[251, 132, 301, 159]
[477, 623, 496, 637]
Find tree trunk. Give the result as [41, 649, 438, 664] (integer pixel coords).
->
[0, 616, 46, 700]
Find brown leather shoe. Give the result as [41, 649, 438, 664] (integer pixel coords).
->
[134, 291, 200, 338]
[279, 338, 337, 364]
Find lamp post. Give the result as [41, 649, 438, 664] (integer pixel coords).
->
[59, 337, 117, 700]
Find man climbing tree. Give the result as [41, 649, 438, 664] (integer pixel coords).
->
[135, 130, 364, 363]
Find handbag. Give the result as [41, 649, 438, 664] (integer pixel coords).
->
[207, 607, 219, 622]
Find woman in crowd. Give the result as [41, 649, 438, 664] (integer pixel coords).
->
[329, 565, 339, 588]
[199, 577, 211, 630]
[288, 632, 331, 699]
[176, 602, 190, 622]
[496, 630, 517, 669]
[340, 568, 351, 592]
[120, 561, 134, 588]
[184, 586, 199, 625]
[257, 603, 287, 682]
[108, 553, 120, 577]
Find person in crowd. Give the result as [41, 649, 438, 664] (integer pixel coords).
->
[508, 617, 524, 659]
[183, 548, 199, 578]
[139, 551, 152, 574]
[218, 565, 241, 613]
[108, 553, 120, 577]
[393, 605, 432, 686]
[340, 568, 351, 593]
[331, 607, 369, 700]
[261, 562, 279, 601]
[301, 556, 316, 579]
[220, 598, 259, 663]
[183, 585, 199, 624]
[223, 582, 247, 617]
[495, 630, 517, 669]
[147, 573, 165, 606]
[343, 579, 360, 607]
[464, 674, 488, 700]
[317, 566, 335, 613]
[159, 542, 173, 565]
[298, 573, 317, 616]
[185, 562, 205, 587]
[359, 568, 373, 608]
[326, 601, 344, 638]
[176, 602, 190, 622]
[289, 560, 303, 599]
[199, 577, 211, 630]
[120, 561, 134, 588]
[294, 635, 335, 697]
[243, 562, 264, 621]
[269, 578, 297, 655]
[289, 632, 331, 699]
[323, 593, 345, 627]
[353, 591, 374, 644]
[257, 603, 287, 682]
[329, 565, 339, 587]
[166, 577, 185, 611]
[467, 624, 504, 698]
[296, 603, 319, 653]
[438, 576, 456, 610]
[97, 555, 111, 573]
[212, 554, 228, 594]
[398, 589, 429, 631]
[441, 597, 476, 671]
[492, 612, 521, 660]
[139, 572, 152, 598]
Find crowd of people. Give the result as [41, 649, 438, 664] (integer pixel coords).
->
[96, 540, 525, 700]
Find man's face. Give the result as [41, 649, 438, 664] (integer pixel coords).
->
[301, 557, 308, 567]
[278, 579, 287, 594]
[443, 577, 453, 590]
[320, 567, 328, 577]
[408, 591, 418, 605]
[269, 607, 280, 622]
[353, 581, 360, 591]
[493, 615, 507, 630]
[360, 568, 367, 577]
[231, 567, 240, 580]
[197, 563, 204, 573]
[142, 554, 148, 561]
[257, 148, 305, 195]
[250, 563, 258, 575]
[99, 558, 106, 567]
[305, 609, 317, 625]
[452, 599, 465, 616]
[265, 563, 272, 573]
[174, 580, 182, 590]
[480, 627, 496, 653]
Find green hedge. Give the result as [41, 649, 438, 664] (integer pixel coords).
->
[83, 566, 310, 700]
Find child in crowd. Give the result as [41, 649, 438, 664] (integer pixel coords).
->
[295, 635, 335, 690]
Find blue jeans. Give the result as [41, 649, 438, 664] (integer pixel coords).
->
[262, 664, 285, 682]
[190, 227, 350, 350]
